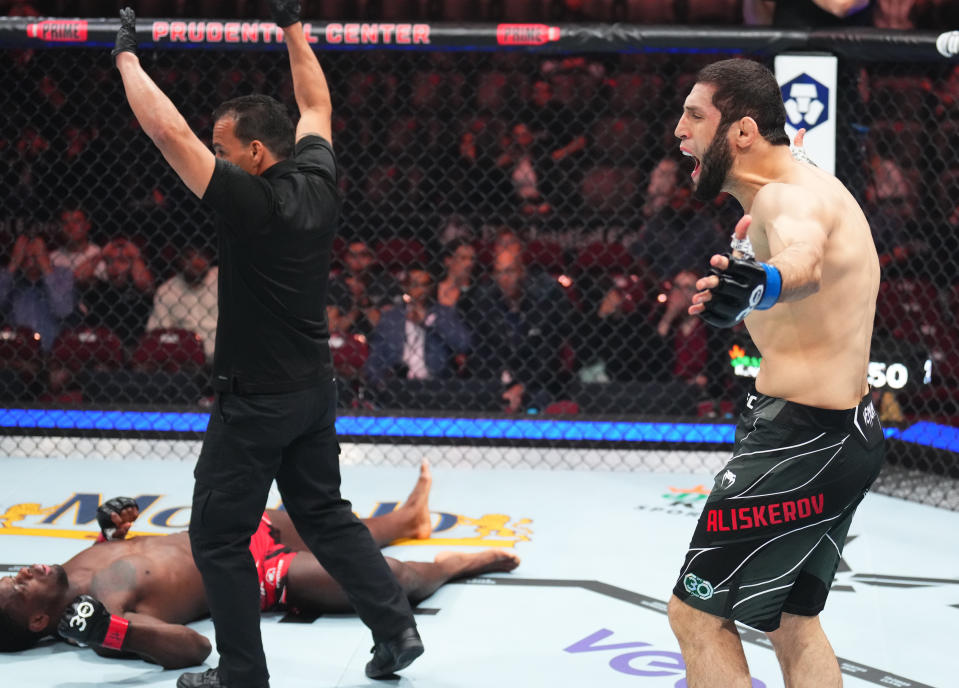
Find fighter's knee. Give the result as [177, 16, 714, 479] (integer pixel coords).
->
[667, 594, 695, 635]
[766, 612, 822, 648]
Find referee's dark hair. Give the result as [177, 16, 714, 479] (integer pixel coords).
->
[213, 94, 295, 160]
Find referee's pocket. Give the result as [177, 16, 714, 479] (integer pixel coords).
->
[216, 392, 232, 424]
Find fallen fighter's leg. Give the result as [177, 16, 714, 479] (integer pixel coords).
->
[267, 458, 434, 549]
[284, 548, 521, 613]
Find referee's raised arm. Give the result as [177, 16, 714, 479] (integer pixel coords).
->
[271, 0, 334, 145]
[112, 8, 215, 199]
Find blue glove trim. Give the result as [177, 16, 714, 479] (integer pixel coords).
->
[757, 263, 782, 310]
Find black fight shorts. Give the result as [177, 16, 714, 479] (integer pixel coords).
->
[672, 390, 885, 631]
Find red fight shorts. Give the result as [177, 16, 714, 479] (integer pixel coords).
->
[249, 513, 299, 612]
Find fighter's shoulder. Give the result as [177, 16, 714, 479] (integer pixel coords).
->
[752, 182, 825, 219]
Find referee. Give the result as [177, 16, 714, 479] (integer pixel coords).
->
[111, 3, 422, 687]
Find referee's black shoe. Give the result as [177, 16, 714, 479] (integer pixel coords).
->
[365, 627, 424, 679]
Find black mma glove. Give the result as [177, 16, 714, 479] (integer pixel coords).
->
[97, 496, 138, 541]
[699, 254, 782, 329]
[111, 7, 137, 64]
[269, 0, 301, 27]
[58, 595, 130, 651]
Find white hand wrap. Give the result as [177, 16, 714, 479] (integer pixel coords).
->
[730, 235, 755, 259]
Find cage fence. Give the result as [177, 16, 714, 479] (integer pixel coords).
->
[0, 17, 957, 509]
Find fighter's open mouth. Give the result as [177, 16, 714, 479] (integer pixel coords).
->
[681, 148, 701, 179]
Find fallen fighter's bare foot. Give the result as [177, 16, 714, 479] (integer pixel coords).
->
[434, 549, 521, 578]
[395, 458, 433, 539]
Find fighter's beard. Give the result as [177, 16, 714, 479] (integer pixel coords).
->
[693, 128, 734, 202]
[52, 563, 68, 590]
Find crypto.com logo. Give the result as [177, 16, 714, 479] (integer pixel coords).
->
[780, 73, 830, 132]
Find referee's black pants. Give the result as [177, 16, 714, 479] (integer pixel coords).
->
[189, 379, 414, 688]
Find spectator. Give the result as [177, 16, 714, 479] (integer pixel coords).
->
[468, 248, 573, 412]
[517, 78, 594, 214]
[0, 232, 75, 351]
[648, 270, 710, 389]
[630, 156, 723, 283]
[9, 125, 57, 215]
[449, 115, 511, 214]
[436, 213, 474, 246]
[864, 156, 923, 264]
[495, 123, 552, 217]
[364, 265, 471, 385]
[579, 269, 717, 411]
[872, 0, 925, 28]
[436, 238, 478, 311]
[934, 65, 959, 117]
[743, 0, 874, 26]
[327, 239, 401, 338]
[78, 238, 154, 347]
[490, 226, 524, 258]
[49, 202, 104, 287]
[145, 244, 218, 362]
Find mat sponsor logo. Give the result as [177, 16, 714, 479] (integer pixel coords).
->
[370, 501, 532, 548]
[0, 494, 532, 548]
[564, 628, 766, 686]
[635, 485, 709, 518]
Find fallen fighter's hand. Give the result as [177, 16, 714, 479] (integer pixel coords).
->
[97, 496, 139, 541]
[58, 595, 130, 651]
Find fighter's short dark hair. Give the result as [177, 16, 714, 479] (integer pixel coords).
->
[695, 59, 790, 146]
[0, 608, 44, 652]
[213, 94, 295, 160]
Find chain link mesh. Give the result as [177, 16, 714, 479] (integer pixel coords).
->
[1, 27, 957, 506]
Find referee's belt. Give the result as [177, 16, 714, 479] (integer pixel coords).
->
[212, 373, 329, 394]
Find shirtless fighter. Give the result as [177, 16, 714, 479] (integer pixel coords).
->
[0, 461, 520, 669]
[667, 59, 885, 688]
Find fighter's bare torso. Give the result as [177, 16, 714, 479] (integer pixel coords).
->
[744, 161, 880, 409]
[62, 533, 208, 624]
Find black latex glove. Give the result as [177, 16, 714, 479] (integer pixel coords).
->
[111, 7, 137, 64]
[269, 0, 301, 28]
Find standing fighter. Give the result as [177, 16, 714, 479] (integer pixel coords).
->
[111, 3, 422, 687]
[667, 58, 885, 688]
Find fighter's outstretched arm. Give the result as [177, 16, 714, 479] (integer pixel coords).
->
[59, 595, 211, 669]
[270, 0, 333, 143]
[689, 186, 829, 326]
[750, 185, 828, 303]
[113, 9, 215, 198]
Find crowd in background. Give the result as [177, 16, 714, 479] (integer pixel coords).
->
[3, 0, 958, 29]
[1, 0, 958, 421]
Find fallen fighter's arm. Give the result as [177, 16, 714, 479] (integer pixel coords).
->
[58, 594, 211, 669]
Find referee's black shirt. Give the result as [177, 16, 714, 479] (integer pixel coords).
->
[202, 134, 338, 393]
